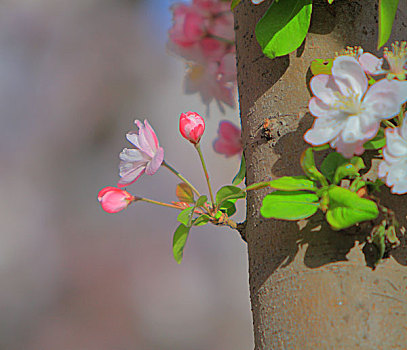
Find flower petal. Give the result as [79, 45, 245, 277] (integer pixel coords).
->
[310, 75, 341, 106]
[308, 97, 348, 119]
[304, 116, 344, 146]
[145, 147, 164, 175]
[363, 79, 407, 120]
[341, 114, 379, 143]
[119, 148, 148, 163]
[332, 56, 367, 97]
[358, 52, 385, 75]
[144, 120, 160, 151]
[384, 127, 407, 157]
[134, 120, 156, 158]
[331, 138, 365, 158]
[118, 161, 146, 187]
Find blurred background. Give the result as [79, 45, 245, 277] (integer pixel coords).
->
[0, 0, 253, 349]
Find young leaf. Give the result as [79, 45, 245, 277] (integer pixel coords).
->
[363, 128, 386, 150]
[219, 200, 237, 217]
[378, 0, 399, 49]
[193, 214, 210, 226]
[325, 186, 379, 230]
[232, 155, 246, 185]
[255, 0, 312, 59]
[173, 224, 191, 264]
[216, 185, 246, 207]
[231, 0, 241, 10]
[196, 195, 208, 207]
[177, 207, 194, 226]
[268, 176, 317, 191]
[321, 152, 348, 183]
[310, 59, 333, 75]
[261, 191, 319, 220]
[300, 148, 328, 186]
[176, 183, 195, 203]
[333, 157, 365, 184]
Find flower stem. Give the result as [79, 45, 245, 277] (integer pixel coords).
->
[137, 196, 182, 210]
[195, 144, 215, 208]
[162, 160, 201, 197]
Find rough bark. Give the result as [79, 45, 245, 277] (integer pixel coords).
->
[234, 1, 407, 348]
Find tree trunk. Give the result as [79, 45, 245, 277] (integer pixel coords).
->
[234, 1, 407, 348]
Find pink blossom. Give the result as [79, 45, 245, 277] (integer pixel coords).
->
[304, 56, 407, 158]
[213, 120, 242, 157]
[184, 61, 236, 109]
[167, 0, 236, 110]
[359, 42, 407, 80]
[168, 3, 206, 48]
[378, 115, 407, 194]
[179, 111, 205, 144]
[98, 187, 134, 213]
[118, 120, 164, 187]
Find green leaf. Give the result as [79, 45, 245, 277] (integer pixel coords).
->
[219, 199, 237, 217]
[349, 177, 366, 193]
[231, 0, 241, 10]
[176, 183, 194, 203]
[268, 176, 318, 191]
[216, 185, 246, 207]
[363, 129, 386, 150]
[232, 155, 246, 185]
[193, 214, 210, 226]
[196, 195, 208, 207]
[261, 191, 319, 220]
[327, 0, 334, 3]
[255, 0, 312, 59]
[177, 207, 194, 226]
[333, 156, 365, 184]
[325, 186, 379, 230]
[246, 181, 272, 191]
[321, 152, 348, 183]
[378, 0, 399, 49]
[172, 224, 191, 263]
[310, 59, 333, 75]
[300, 148, 328, 186]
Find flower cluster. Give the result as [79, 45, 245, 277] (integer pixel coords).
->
[305, 43, 407, 193]
[168, 0, 237, 110]
[99, 112, 207, 214]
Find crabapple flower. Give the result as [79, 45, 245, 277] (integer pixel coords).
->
[213, 120, 242, 157]
[184, 61, 236, 109]
[168, 3, 206, 48]
[180, 111, 205, 144]
[98, 187, 134, 213]
[378, 115, 407, 194]
[359, 42, 407, 80]
[168, 0, 236, 111]
[304, 55, 407, 158]
[251, 0, 265, 4]
[118, 120, 164, 187]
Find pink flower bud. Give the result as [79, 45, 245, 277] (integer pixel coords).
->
[179, 111, 205, 144]
[98, 187, 134, 213]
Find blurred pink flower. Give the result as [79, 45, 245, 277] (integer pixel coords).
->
[213, 120, 242, 157]
[184, 61, 235, 109]
[98, 187, 134, 213]
[118, 120, 164, 187]
[379, 115, 407, 194]
[179, 111, 205, 144]
[168, 3, 206, 48]
[304, 56, 407, 158]
[168, 0, 236, 110]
